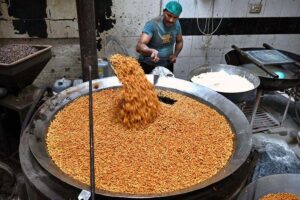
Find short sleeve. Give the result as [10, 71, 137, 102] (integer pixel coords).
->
[142, 21, 155, 37]
[176, 21, 182, 36]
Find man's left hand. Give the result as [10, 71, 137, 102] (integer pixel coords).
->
[169, 54, 177, 63]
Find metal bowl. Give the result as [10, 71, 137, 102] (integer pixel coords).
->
[188, 64, 260, 103]
[28, 75, 252, 198]
[237, 174, 300, 200]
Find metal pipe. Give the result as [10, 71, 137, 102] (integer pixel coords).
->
[76, 0, 99, 81]
[88, 66, 95, 200]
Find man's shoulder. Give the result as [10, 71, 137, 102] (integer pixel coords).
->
[175, 20, 181, 27]
[175, 20, 182, 32]
[144, 16, 161, 30]
[150, 16, 163, 24]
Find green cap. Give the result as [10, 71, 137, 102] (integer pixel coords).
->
[165, 1, 182, 17]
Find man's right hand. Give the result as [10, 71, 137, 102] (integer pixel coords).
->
[136, 33, 160, 63]
[150, 49, 159, 63]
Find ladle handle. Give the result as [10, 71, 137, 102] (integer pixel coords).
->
[262, 43, 274, 50]
[231, 45, 279, 78]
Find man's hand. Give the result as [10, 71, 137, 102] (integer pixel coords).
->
[151, 49, 160, 63]
[169, 54, 177, 63]
[136, 33, 160, 63]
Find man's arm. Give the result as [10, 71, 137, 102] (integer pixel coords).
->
[169, 34, 183, 63]
[136, 33, 159, 62]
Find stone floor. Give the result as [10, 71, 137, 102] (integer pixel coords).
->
[250, 92, 300, 165]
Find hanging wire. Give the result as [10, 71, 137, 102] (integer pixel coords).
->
[195, 0, 225, 64]
[195, 0, 224, 36]
[210, 1, 223, 35]
[160, 0, 163, 15]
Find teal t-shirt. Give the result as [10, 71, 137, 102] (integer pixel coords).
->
[139, 16, 182, 66]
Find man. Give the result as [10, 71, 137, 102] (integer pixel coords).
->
[136, 1, 183, 74]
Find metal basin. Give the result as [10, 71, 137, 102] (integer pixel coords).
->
[237, 174, 300, 200]
[188, 64, 260, 103]
[28, 75, 252, 199]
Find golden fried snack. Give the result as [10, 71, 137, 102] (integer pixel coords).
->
[47, 89, 234, 195]
[110, 54, 161, 128]
[260, 193, 300, 200]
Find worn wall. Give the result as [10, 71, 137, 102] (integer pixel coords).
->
[0, 0, 80, 87]
[0, 0, 300, 87]
[103, 0, 300, 79]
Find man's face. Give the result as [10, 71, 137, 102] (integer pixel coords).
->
[163, 10, 179, 27]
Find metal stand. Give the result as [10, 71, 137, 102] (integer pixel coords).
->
[281, 94, 292, 126]
[250, 89, 264, 132]
[249, 90, 281, 133]
[250, 89, 295, 133]
[0, 86, 41, 125]
[231, 44, 300, 132]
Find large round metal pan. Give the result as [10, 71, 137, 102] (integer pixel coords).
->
[237, 174, 300, 200]
[28, 75, 252, 198]
[188, 64, 260, 103]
